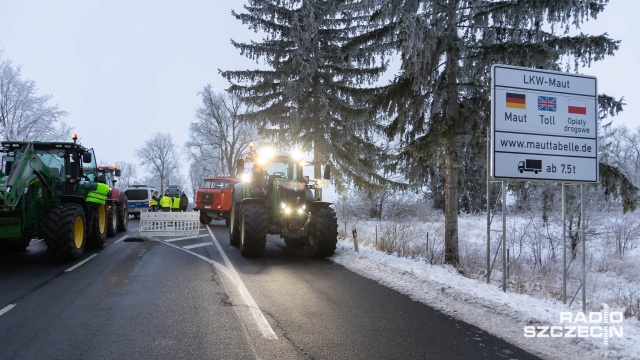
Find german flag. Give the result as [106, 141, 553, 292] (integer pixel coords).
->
[506, 93, 526, 109]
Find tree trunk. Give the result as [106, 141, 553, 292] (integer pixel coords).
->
[444, 0, 460, 265]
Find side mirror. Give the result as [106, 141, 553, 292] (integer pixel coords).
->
[115, 169, 122, 177]
[323, 164, 331, 180]
[236, 159, 245, 176]
[82, 151, 92, 163]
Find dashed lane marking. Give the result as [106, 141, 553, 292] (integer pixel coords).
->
[64, 253, 98, 272]
[0, 304, 16, 317]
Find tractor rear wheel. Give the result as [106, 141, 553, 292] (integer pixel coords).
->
[107, 205, 117, 237]
[229, 202, 241, 246]
[117, 196, 129, 232]
[307, 207, 338, 258]
[240, 203, 267, 257]
[45, 203, 86, 261]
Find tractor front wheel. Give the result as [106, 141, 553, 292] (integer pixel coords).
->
[240, 203, 267, 257]
[45, 203, 86, 261]
[307, 207, 338, 258]
[229, 202, 241, 246]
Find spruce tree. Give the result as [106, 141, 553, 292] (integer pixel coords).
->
[353, 0, 622, 265]
[220, 0, 389, 190]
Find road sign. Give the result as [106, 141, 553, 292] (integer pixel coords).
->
[491, 65, 598, 182]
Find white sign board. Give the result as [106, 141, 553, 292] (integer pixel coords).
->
[491, 64, 598, 182]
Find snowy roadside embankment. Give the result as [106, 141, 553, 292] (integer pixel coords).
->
[331, 240, 640, 360]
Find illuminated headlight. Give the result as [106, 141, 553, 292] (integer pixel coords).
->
[257, 147, 274, 164]
[282, 202, 305, 216]
[240, 173, 251, 182]
[291, 148, 304, 161]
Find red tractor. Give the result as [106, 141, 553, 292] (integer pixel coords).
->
[194, 176, 239, 226]
[96, 166, 129, 236]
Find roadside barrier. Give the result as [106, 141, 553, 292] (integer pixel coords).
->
[139, 212, 200, 237]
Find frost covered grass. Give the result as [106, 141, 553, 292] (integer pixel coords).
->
[333, 210, 640, 359]
[337, 210, 640, 320]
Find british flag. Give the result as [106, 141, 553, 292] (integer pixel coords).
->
[538, 96, 557, 112]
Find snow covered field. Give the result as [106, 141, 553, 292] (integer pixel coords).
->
[331, 214, 640, 359]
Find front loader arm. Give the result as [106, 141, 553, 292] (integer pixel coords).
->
[3, 143, 50, 211]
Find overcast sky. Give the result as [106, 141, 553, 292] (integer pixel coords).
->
[0, 1, 638, 180]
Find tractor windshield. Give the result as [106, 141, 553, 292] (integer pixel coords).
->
[36, 150, 66, 180]
[264, 156, 301, 180]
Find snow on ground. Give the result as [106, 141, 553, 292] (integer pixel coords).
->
[331, 236, 640, 360]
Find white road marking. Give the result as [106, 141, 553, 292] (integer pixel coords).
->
[0, 304, 16, 316]
[64, 253, 98, 272]
[115, 235, 129, 243]
[206, 226, 278, 340]
[155, 232, 278, 340]
[183, 243, 211, 249]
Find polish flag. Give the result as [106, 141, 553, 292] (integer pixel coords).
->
[568, 99, 587, 115]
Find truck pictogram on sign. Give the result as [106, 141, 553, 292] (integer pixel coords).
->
[518, 159, 542, 174]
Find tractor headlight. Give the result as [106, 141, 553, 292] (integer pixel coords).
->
[281, 202, 305, 216]
[240, 173, 251, 182]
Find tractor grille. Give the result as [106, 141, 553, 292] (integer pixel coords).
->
[199, 193, 214, 205]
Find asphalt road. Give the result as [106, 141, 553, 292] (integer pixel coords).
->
[0, 215, 542, 360]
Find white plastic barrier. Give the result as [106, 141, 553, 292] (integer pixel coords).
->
[139, 212, 200, 237]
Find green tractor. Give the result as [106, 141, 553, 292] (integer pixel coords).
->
[229, 145, 338, 258]
[0, 136, 108, 261]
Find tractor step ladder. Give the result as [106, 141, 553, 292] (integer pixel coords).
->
[139, 212, 200, 237]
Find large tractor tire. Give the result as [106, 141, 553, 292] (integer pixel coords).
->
[240, 203, 268, 257]
[86, 204, 107, 249]
[200, 212, 212, 225]
[229, 202, 241, 246]
[107, 205, 117, 237]
[45, 203, 86, 261]
[307, 206, 338, 258]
